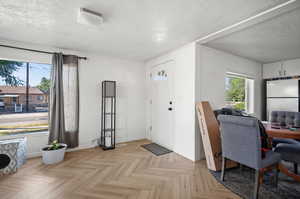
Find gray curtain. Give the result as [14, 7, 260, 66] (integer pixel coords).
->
[49, 53, 79, 148]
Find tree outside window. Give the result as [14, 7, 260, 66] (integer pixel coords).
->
[0, 60, 24, 86]
[225, 76, 246, 111]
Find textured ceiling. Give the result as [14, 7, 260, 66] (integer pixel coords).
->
[0, 0, 288, 61]
[206, 6, 300, 63]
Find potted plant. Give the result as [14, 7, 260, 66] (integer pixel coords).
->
[42, 140, 67, 164]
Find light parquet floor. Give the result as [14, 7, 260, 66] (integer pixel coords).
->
[0, 139, 240, 199]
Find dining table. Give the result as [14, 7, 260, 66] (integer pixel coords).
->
[264, 122, 300, 182]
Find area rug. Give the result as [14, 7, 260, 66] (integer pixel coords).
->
[141, 143, 172, 156]
[210, 162, 300, 199]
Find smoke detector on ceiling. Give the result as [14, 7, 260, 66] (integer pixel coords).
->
[77, 8, 104, 26]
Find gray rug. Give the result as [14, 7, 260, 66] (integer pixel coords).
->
[141, 143, 172, 156]
[210, 162, 300, 199]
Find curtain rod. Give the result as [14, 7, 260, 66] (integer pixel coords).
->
[0, 44, 87, 60]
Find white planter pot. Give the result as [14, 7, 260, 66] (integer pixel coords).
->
[42, 144, 67, 165]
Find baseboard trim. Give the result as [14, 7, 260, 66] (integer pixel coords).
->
[27, 142, 98, 159]
[27, 138, 148, 159]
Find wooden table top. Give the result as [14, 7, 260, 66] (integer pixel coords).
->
[264, 122, 300, 139]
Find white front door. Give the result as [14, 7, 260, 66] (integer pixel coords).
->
[150, 61, 174, 150]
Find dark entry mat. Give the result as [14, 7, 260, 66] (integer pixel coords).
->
[141, 143, 172, 156]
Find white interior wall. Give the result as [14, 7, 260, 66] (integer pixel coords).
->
[146, 43, 198, 161]
[0, 40, 146, 157]
[194, 45, 204, 161]
[79, 53, 146, 146]
[145, 43, 263, 162]
[196, 45, 263, 119]
[194, 44, 263, 162]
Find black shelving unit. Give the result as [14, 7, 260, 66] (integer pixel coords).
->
[100, 81, 116, 150]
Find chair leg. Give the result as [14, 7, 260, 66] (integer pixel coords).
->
[221, 156, 227, 181]
[254, 170, 261, 199]
[294, 163, 298, 174]
[274, 164, 279, 188]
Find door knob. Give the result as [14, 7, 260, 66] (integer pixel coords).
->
[168, 108, 172, 111]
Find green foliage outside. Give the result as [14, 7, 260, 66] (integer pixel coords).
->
[37, 77, 50, 93]
[225, 77, 246, 111]
[0, 60, 24, 86]
[233, 102, 245, 110]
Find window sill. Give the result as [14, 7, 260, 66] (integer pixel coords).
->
[0, 131, 49, 140]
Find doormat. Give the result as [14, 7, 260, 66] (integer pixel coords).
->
[141, 143, 172, 156]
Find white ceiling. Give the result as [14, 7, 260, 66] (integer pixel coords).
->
[206, 6, 300, 63]
[0, 0, 289, 61]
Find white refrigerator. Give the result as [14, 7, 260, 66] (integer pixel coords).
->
[266, 79, 299, 121]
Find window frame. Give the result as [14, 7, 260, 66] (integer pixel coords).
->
[225, 72, 255, 114]
[37, 95, 44, 101]
[12, 97, 17, 104]
[0, 59, 51, 136]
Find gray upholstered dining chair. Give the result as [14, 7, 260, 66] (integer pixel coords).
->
[218, 115, 281, 199]
[271, 111, 300, 146]
[271, 111, 300, 127]
[275, 143, 300, 174]
[271, 111, 300, 174]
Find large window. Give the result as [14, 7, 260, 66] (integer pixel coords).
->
[225, 73, 254, 113]
[0, 59, 51, 136]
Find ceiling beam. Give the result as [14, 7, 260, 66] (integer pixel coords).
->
[196, 0, 300, 44]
